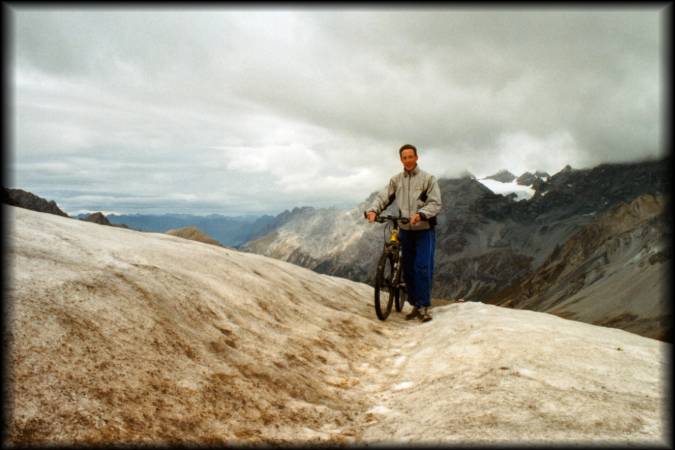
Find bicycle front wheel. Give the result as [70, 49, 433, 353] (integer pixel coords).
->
[395, 277, 406, 312]
[374, 252, 396, 320]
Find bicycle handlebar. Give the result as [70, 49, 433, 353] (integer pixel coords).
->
[363, 211, 410, 224]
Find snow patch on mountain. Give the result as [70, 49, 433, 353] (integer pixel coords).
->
[477, 178, 536, 201]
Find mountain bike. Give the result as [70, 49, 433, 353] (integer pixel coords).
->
[365, 213, 410, 320]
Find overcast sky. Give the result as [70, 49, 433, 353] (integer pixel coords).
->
[9, 6, 666, 216]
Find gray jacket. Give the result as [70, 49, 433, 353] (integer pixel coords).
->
[367, 165, 442, 231]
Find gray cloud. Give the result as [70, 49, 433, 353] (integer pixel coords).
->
[10, 7, 665, 215]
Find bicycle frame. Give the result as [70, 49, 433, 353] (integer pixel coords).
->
[383, 221, 405, 289]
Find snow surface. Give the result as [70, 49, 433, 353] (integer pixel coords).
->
[6, 205, 670, 445]
[477, 178, 536, 201]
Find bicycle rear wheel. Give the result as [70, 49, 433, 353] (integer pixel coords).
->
[374, 252, 396, 320]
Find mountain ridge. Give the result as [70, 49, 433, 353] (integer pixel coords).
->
[3, 187, 69, 217]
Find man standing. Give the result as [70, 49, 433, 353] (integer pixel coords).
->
[366, 144, 442, 322]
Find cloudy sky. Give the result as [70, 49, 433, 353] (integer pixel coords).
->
[9, 6, 666, 216]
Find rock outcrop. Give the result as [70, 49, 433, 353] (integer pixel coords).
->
[517, 170, 550, 186]
[84, 212, 111, 225]
[80, 212, 129, 229]
[3, 187, 69, 217]
[165, 226, 222, 246]
[516, 171, 538, 186]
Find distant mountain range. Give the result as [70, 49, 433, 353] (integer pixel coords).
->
[3, 188, 275, 248]
[87, 213, 277, 248]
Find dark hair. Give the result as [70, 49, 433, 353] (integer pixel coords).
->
[399, 144, 418, 156]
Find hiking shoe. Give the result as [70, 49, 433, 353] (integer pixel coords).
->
[405, 307, 421, 321]
[420, 307, 432, 322]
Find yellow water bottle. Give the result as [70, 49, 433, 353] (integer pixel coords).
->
[390, 229, 399, 243]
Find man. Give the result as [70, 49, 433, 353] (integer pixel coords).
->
[366, 144, 442, 322]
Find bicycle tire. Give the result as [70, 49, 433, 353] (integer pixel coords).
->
[393, 255, 405, 312]
[395, 279, 406, 312]
[374, 252, 396, 320]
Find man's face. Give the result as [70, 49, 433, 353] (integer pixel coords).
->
[400, 149, 418, 171]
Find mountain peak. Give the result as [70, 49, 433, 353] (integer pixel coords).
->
[80, 211, 130, 229]
[484, 170, 516, 183]
[81, 211, 112, 225]
[516, 170, 550, 186]
[459, 170, 476, 180]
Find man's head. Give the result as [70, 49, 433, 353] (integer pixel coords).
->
[399, 144, 418, 172]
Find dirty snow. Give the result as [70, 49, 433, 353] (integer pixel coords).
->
[5, 205, 670, 446]
[361, 302, 670, 444]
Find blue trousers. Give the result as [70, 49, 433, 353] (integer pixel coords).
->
[399, 228, 436, 308]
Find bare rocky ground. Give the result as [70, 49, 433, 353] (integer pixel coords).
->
[488, 193, 670, 341]
[5, 205, 670, 446]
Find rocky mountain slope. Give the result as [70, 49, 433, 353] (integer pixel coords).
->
[486, 193, 670, 340]
[239, 158, 669, 340]
[5, 205, 669, 445]
[516, 170, 550, 186]
[241, 200, 383, 283]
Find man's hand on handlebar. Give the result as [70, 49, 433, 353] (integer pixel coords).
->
[364, 212, 410, 224]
